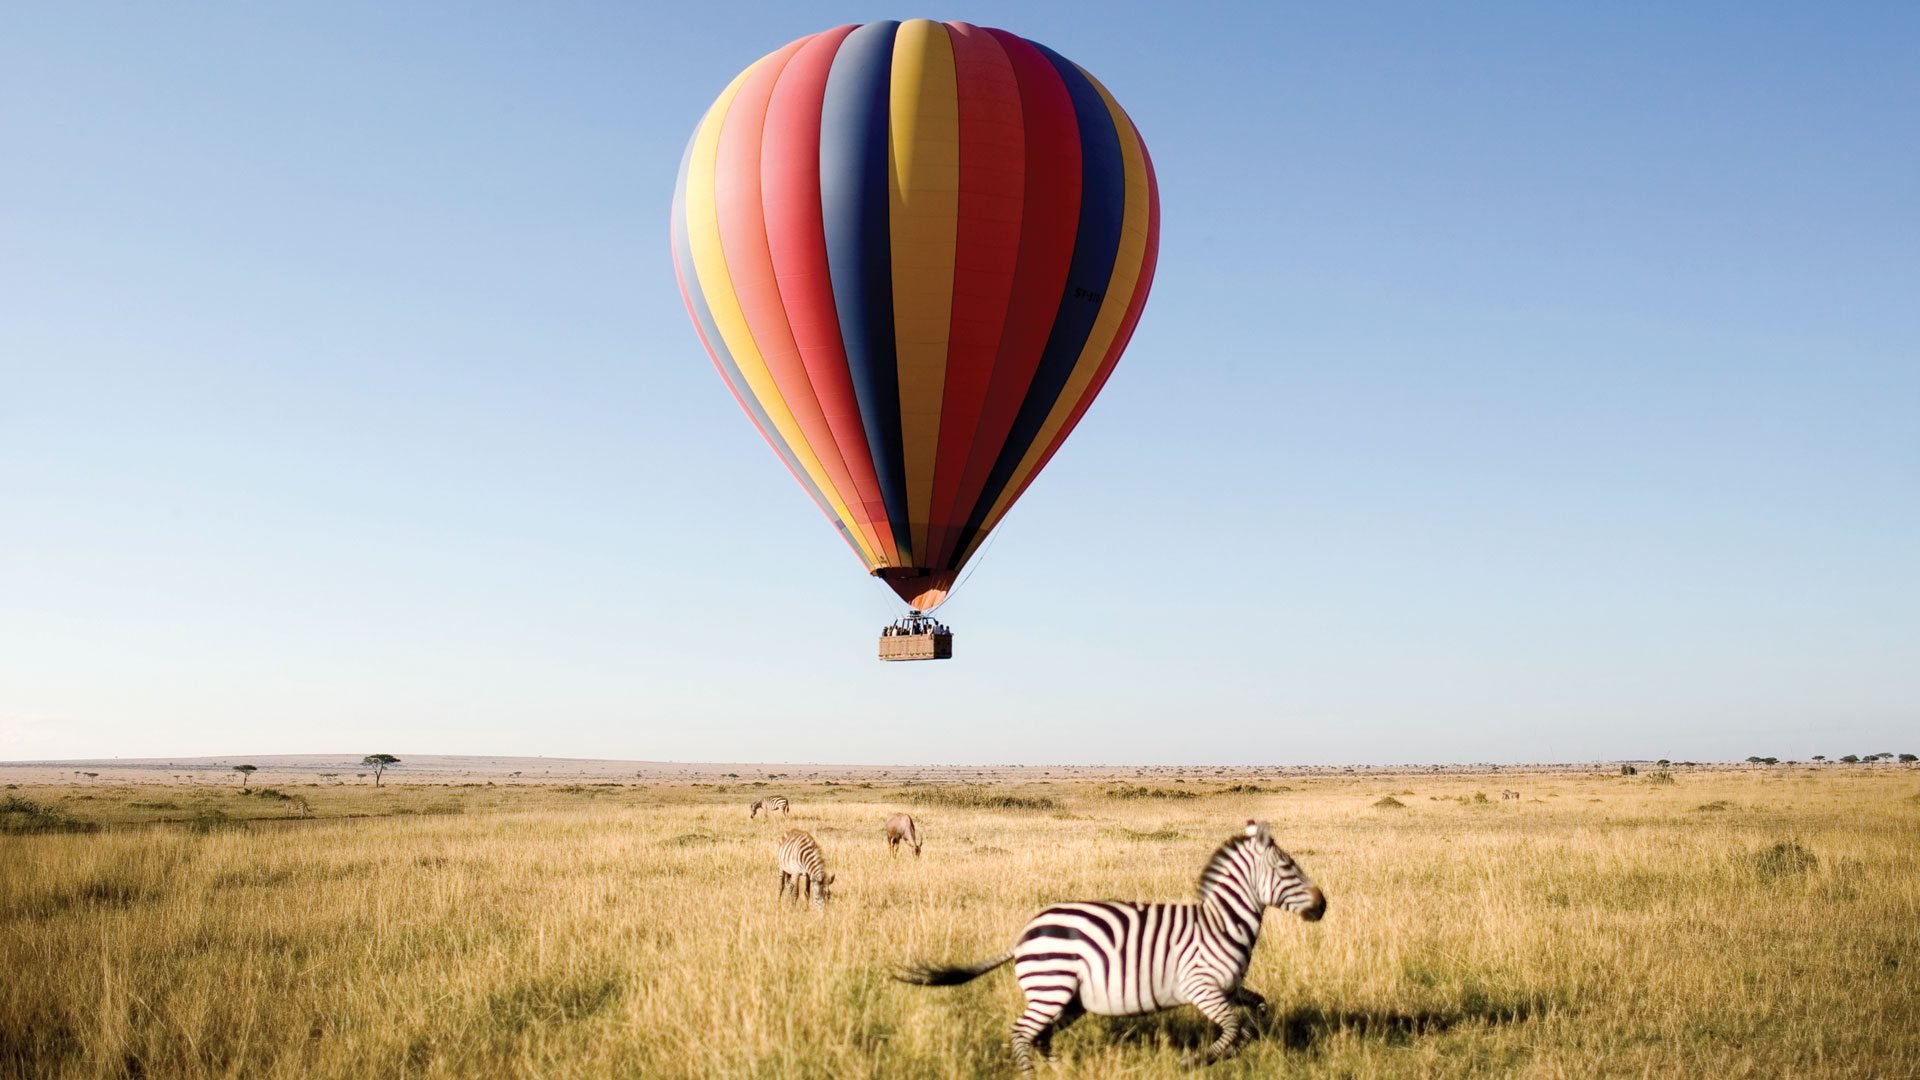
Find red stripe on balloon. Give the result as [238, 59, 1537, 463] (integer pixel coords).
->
[925, 26, 1082, 571]
[923, 22, 1025, 570]
[672, 216, 864, 563]
[989, 134, 1160, 527]
[760, 24, 901, 567]
[715, 35, 891, 563]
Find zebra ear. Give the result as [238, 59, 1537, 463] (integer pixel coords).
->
[1244, 819, 1259, 837]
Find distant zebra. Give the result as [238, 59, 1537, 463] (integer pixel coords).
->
[1502, 790, 1520, 800]
[896, 820, 1325, 1073]
[777, 829, 834, 911]
[750, 796, 789, 819]
[884, 813, 922, 856]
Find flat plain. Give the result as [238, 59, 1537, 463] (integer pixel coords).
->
[3, 761, 1917, 1078]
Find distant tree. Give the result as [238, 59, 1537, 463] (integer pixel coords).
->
[362, 754, 400, 787]
[1656, 759, 1671, 767]
[1761, 757, 1778, 766]
[233, 764, 257, 790]
[1746, 756, 1764, 764]
[1812, 755, 1826, 762]
[83, 772, 99, 781]
[1900, 754, 1917, 764]
[1621, 764, 1638, 776]
[1840, 755, 1860, 763]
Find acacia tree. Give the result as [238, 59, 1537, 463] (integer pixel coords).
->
[362, 754, 400, 787]
[233, 764, 257, 790]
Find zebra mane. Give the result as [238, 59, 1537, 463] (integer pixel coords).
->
[1194, 829, 1262, 900]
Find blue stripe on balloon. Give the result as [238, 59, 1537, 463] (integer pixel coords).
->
[954, 43, 1126, 558]
[674, 133, 856, 554]
[819, 20, 913, 565]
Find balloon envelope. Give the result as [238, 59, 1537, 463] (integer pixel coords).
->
[671, 20, 1159, 610]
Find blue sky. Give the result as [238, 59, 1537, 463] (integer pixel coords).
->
[3, 3, 1915, 764]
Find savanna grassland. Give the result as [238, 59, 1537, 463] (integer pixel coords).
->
[3, 766, 1917, 1079]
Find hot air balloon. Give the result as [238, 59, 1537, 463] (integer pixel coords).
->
[670, 20, 1159, 660]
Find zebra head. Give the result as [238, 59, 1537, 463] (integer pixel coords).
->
[1230, 820, 1326, 922]
[813, 873, 836, 910]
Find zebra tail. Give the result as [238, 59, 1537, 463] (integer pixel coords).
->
[892, 952, 1013, 987]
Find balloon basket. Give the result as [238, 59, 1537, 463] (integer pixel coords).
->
[878, 612, 954, 662]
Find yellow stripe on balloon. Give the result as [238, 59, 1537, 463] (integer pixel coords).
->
[961, 69, 1150, 564]
[887, 19, 960, 566]
[685, 52, 881, 568]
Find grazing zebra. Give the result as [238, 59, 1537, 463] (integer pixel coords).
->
[884, 813, 922, 857]
[777, 829, 834, 911]
[896, 820, 1325, 1073]
[750, 796, 789, 819]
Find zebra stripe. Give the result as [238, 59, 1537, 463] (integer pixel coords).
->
[896, 820, 1325, 1073]
[777, 829, 834, 911]
[750, 796, 790, 818]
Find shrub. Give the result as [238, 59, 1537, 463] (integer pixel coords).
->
[1646, 772, 1676, 785]
[1105, 786, 1198, 800]
[1106, 827, 1185, 842]
[1751, 840, 1818, 877]
[904, 786, 1055, 811]
[187, 808, 240, 834]
[1373, 796, 1407, 809]
[0, 796, 98, 834]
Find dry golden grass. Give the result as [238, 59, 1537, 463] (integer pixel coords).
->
[3, 769, 1918, 1078]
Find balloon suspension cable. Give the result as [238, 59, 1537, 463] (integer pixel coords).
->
[943, 509, 1008, 604]
[883, 609, 951, 637]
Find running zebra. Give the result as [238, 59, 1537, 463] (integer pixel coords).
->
[777, 829, 834, 911]
[749, 796, 789, 819]
[884, 813, 922, 857]
[895, 820, 1325, 1073]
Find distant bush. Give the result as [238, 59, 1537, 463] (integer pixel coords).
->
[187, 808, 240, 834]
[1372, 796, 1407, 809]
[663, 833, 718, 847]
[1218, 783, 1289, 795]
[0, 796, 98, 834]
[1106, 786, 1198, 800]
[1106, 826, 1185, 842]
[1646, 772, 1676, 785]
[1695, 800, 1732, 812]
[254, 788, 293, 802]
[905, 786, 1055, 811]
[1751, 840, 1818, 877]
